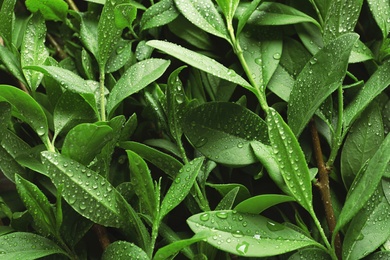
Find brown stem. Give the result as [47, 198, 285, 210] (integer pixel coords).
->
[66, 0, 79, 12]
[310, 119, 342, 259]
[92, 224, 111, 251]
[47, 34, 67, 60]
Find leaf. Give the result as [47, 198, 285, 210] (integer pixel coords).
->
[21, 13, 49, 91]
[114, 3, 137, 30]
[206, 183, 251, 205]
[0, 232, 68, 260]
[41, 151, 124, 228]
[215, 187, 240, 210]
[0, 0, 16, 46]
[267, 108, 313, 214]
[182, 102, 268, 166]
[160, 157, 204, 219]
[140, 0, 179, 31]
[147, 40, 252, 91]
[287, 33, 359, 136]
[0, 85, 49, 148]
[344, 59, 390, 130]
[102, 241, 149, 260]
[153, 230, 213, 260]
[288, 248, 331, 259]
[216, 0, 239, 22]
[342, 181, 390, 260]
[78, 12, 99, 58]
[366, 0, 390, 38]
[25, 0, 68, 21]
[335, 133, 390, 234]
[106, 40, 133, 73]
[341, 103, 384, 188]
[0, 101, 11, 139]
[61, 123, 114, 166]
[174, 0, 230, 41]
[187, 210, 322, 257]
[234, 194, 295, 214]
[107, 58, 170, 117]
[120, 141, 183, 178]
[15, 174, 57, 237]
[126, 150, 157, 218]
[0, 45, 28, 87]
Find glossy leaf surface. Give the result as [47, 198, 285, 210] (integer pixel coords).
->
[366, 0, 390, 38]
[102, 241, 149, 260]
[25, 0, 68, 21]
[140, 0, 179, 31]
[234, 194, 295, 214]
[0, 0, 16, 46]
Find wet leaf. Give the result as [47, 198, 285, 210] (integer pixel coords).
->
[287, 33, 358, 136]
[187, 210, 322, 257]
[25, 0, 68, 21]
[0, 232, 68, 259]
[236, 0, 262, 35]
[140, 0, 179, 31]
[216, 0, 239, 22]
[366, 0, 390, 38]
[78, 12, 99, 58]
[0, 0, 17, 46]
[146, 40, 252, 91]
[215, 187, 240, 210]
[106, 40, 133, 73]
[107, 58, 170, 118]
[114, 3, 137, 30]
[288, 248, 331, 259]
[234, 194, 295, 214]
[0, 46, 28, 87]
[102, 241, 149, 260]
[182, 102, 268, 166]
[206, 183, 251, 205]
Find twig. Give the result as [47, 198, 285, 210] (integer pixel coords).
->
[66, 0, 79, 12]
[47, 34, 67, 60]
[92, 224, 111, 251]
[310, 119, 342, 259]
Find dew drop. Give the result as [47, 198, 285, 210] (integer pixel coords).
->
[267, 221, 284, 231]
[200, 213, 210, 221]
[194, 137, 208, 148]
[236, 241, 249, 255]
[79, 202, 87, 210]
[36, 126, 45, 136]
[232, 230, 244, 238]
[216, 211, 228, 219]
[273, 52, 281, 60]
[237, 142, 244, 148]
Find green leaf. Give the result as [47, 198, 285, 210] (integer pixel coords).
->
[215, 187, 240, 210]
[288, 248, 331, 259]
[0, 232, 68, 259]
[126, 150, 157, 218]
[0, 85, 50, 148]
[160, 157, 204, 219]
[335, 133, 390, 234]
[267, 108, 313, 214]
[287, 33, 359, 136]
[21, 13, 49, 91]
[25, 0, 68, 21]
[15, 174, 57, 236]
[0, 46, 28, 87]
[102, 241, 149, 260]
[344, 59, 390, 130]
[234, 194, 295, 214]
[0, 0, 17, 47]
[0, 101, 11, 139]
[147, 40, 252, 91]
[140, 0, 179, 31]
[41, 151, 124, 228]
[107, 58, 170, 117]
[114, 3, 137, 30]
[187, 210, 322, 257]
[106, 40, 133, 73]
[341, 103, 384, 188]
[342, 181, 390, 260]
[153, 230, 213, 260]
[216, 0, 239, 22]
[182, 102, 268, 166]
[206, 183, 251, 205]
[236, 0, 262, 36]
[120, 141, 183, 178]
[366, 0, 390, 38]
[61, 123, 114, 166]
[174, 0, 230, 41]
[78, 12, 99, 58]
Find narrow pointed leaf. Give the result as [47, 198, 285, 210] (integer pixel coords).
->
[366, 0, 390, 38]
[236, 0, 262, 35]
[216, 0, 239, 22]
[267, 108, 313, 214]
[234, 194, 295, 214]
[287, 33, 358, 136]
[0, 45, 28, 86]
[102, 241, 149, 260]
[0, 0, 16, 46]
[187, 210, 322, 257]
[140, 0, 179, 30]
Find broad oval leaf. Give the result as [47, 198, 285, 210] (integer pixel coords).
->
[107, 58, 170, 117]
[287, 33, 359, 136]
[140, 0, 179, 31]
[102, 241, 148, 260]
[187, 210, 322, 257]
[25, 0, 68, 21]
[182, 102, 268, 166]
[174, 0, 230, 41]
[267, 108, 313, 214]
[146, 40, 252, 91]
[234, 194, 295, 214]
[0, 232, 68, 260]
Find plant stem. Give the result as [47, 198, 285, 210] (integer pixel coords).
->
[66, 0, 79, 12]
[99, 69, 106, 121]
[310, 119, 342, 259]
[92, 224, 111, 251]
[47, 33, 67, 60]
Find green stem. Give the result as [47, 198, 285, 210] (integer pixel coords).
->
[327, 86, 343, 167]
[308, 0, 324, 27]
[99, 69, 106, 121]
[311, 213, 338, 260]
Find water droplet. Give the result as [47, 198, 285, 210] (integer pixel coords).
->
[36, 126, 45, 136]
[273, 52, 281, 60]
[216, 211, 228, 219]
[227, 69, 236, 76]
[255, 58, 262, 65]
[237, 142, 244, 148]
[236, 241, 249, 255]
[79, 202, 87, 210]
[310, 57, 317, 65]
[232, 230, 244, 238]
[194, 137, 208, 148]
[175, 93, 184, 104]
[267, 220, 284, 231]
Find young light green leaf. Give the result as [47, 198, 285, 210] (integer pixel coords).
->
[140, 0, 179, 31]
[342, 182, 390, 260]
[107, 58, 170, 117]
[187, 210, 323, 257]
[344, 59, 390, 130]
[15, 174, 57, 236]
[153, 230, 213, 260]
[114, 3, 137, 30]
[267, 108, 313, 214]
[21, 13, 49, 91]
[335, 133, 390, 235]
[147, 40, 252, 91]
[341, 103, 384, 188]
[287, 33, 359, 136]
[0, 85, 49, 148]
[126, 150, 157, 218]
[366, 0, 390, 38]
[0, 232, 68, 260]
[25, 0, 68, 21]
[234, 194, 295, 214]
[102, 241, 149, 260]
[160, 157, 204, 219]
[41, 151, 124, 228]
[182, 102, 268, 166]
[61, 123, 114, 166]
[174, 0, 230, 41]
[0, 0, 16, 47]
[216, 0, 239, 22]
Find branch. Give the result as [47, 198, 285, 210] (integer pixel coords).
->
[92, 224, 111, 251]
